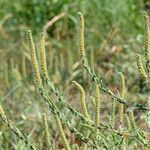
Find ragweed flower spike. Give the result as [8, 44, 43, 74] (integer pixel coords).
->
[72, 81, 89, 119]
[129, 110, 136, 131]
[27, 30, 41, 86]
[95, 83, 100, 138]
[0, 104, 6, 120]
[118, 72, 125, 98]
[118, 72, 125, 125]
[95, 84, 100, 127]
[73, 80, 89, 149]
[144, 11, 150, 62]
[42, 113, 53, 150]
[55, 116, 71, 150]
[110, 98, 116, 128]
[77, 12, 85, 58]
[40, 32, 48, 77]
[136, 54, 148, 81]
[146, 97, 150, 129]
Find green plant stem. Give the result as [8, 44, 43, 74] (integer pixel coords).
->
[81, 56, 149, 111]
[38, 85, 98, 149]
[0, 112, 36, 150]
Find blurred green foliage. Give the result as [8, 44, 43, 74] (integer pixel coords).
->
[0, 0, 146, 36]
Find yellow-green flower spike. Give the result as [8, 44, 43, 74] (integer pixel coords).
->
[0, 104, 6, 119]
[118, 72, 125, 125]
[40, 32, 48, 77]
[72, 81, 89, 150]
[129, 110, 136, 131]
[144, 11, 150, 61]
[95, 84, 100, 126]
[72, 81, 89, 119]
[146, 97, 150, 128]
[95, 83, 100, 139]
[136, 54, 148, 81]
[27, 30, 41, 86]
[118, 72, 125, 98]
[77, 12, 85, 58]
[118, 103, 124, 125]
[55, 116, 71, 150]
[110, 98, 116, 128]
[22, 53, 27, 77]
[42, 113, 53, 150]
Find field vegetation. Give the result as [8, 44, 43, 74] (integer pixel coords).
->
[0, 1, 150, 149]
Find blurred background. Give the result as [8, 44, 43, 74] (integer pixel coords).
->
[0, 0, 150, 149]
